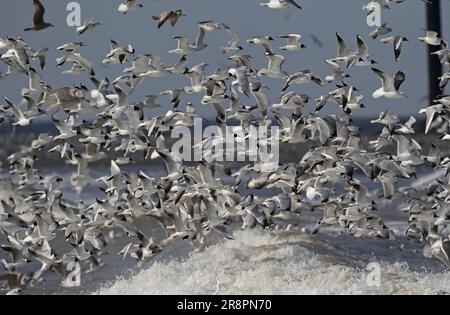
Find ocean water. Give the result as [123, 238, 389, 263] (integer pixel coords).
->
[96, 230, 450, 295]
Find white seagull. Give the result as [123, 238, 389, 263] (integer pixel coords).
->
[419, 30, 443, 46]
[380, 35, 408, 62]
[278, 34, 306, 51]
[118, 0, 143, 14]
[258, 53, 288, 79]
[77, 18, 100, 35]
[372, 68, 407, 100]
[260, 0, 302, 10]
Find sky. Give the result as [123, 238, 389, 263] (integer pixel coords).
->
[0, 0, 449, 121]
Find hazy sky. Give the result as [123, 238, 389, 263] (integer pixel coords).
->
[0, 0, 449, 120]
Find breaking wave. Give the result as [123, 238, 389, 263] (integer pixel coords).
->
[96, 230, 450, 295]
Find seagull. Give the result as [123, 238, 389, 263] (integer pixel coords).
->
[324, 59, 350, 83]
[182, 63, 208, 94]
[369, 23, 392, 40]
[431, 240, 450, 267]
[250, 82, 269, 116]
[260, 0, 302, 10]
[97, 160, 122, 194]
[24, 0, 54, 31]
[161, 89, 184, 110]
[333, 33, 375, 67]
[51, 113, 78, 140]
[333, 84, 366, 112]
[57, 52, 94, 75]
[372, 68, 407, 100]
[258, 53, 288, 79]
[153, 10, 185, 29]
[439, 72, 450, 89]
[169, 37, 195, 55]
[395, 116, 416, 135]
[193, 27, 208, 51]
[420, 104, 444, 134]
[103, 40, 134, 64]
[353, 35, 377, 66]
[247, 36, 274, 54]
[21, 67, 43, 97]
[57, 42, 86, 52]
[233, 66, 251, 97]
[207, 68, 229, 81]
[436, 96, 450, 106]
[380, 35, 408, 62]
[77, 18, 100, 35]
[165, 55, 188, 74]
[151, 150, 182, 180]
[273, 91, 309, 111]
[118, 0, 143, 14]
[31, 48, 49, 70]
[333, 32, 349, 62]
[128, 53, 163, 73]
[198, 21, 223, 32]
[113, 74, 145, 94]
[278, 34, 306, 51]
[222, 24, 243, 54]
[1, 48, 28, 76]
[332, 33, 355, 68]
[282, 70, 324, 91]
[229, 54, 253, 68]
[4, 97, 40, 126]
[419, 30, 443, 46]
[135, 95, 161, 109]
[275, 113, 306, 143]
[371, 110, 399, 129]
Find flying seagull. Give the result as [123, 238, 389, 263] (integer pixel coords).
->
[369, 23, 392, 40]
[222, 24, 243, 53]
[372, 68, 407, 100]
[77, 18, 100, 35]
[278, 34, 306, 51]
[4, 97, 42, 126]
[57, 42, 86, 52]
[24, 0, 54, 32]
[258, 53, 288, 79]
[380, 35, 408, 62]
[419, 30, 443, 46]
[260, 0, 302, 10]
[439, 72, 450, 89]
[431, 240, 450, 267]
[118, 0, 143, 14]
[247, 36, 274, 54]
[31, 48, 49, 70]
[153, 10, 185, 29]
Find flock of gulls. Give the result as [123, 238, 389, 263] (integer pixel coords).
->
[0, 0, 450, 295]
